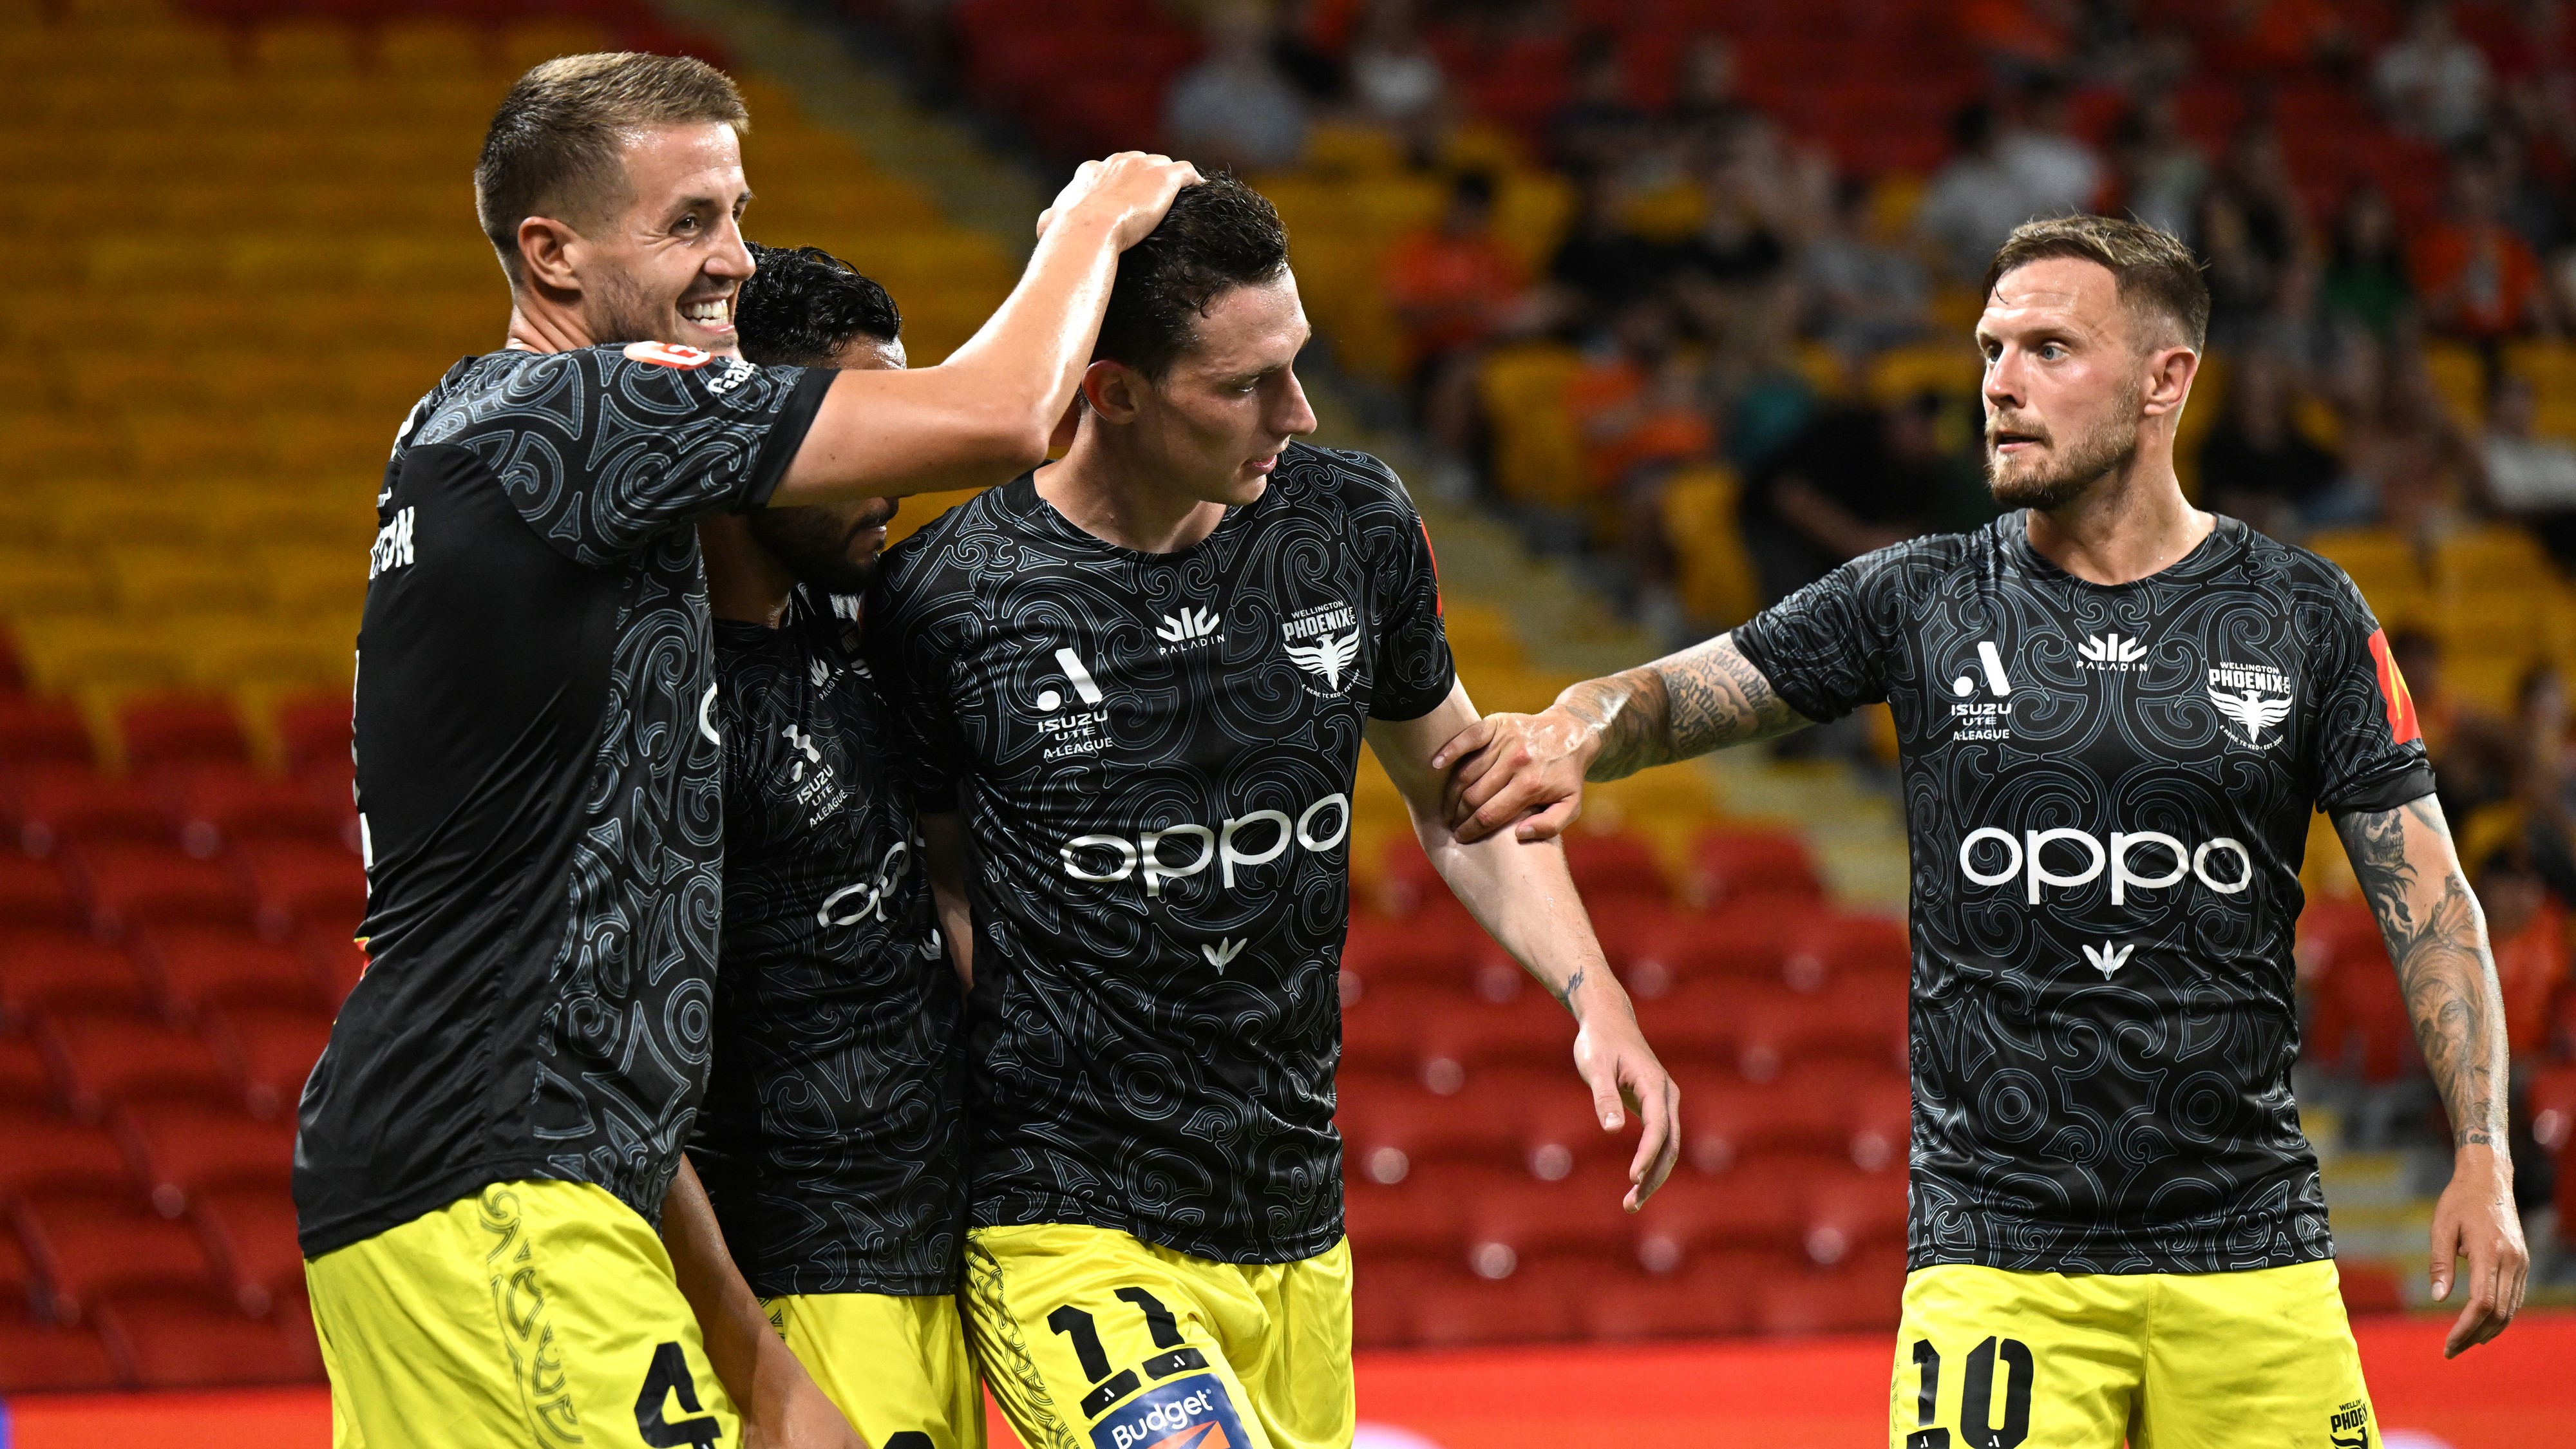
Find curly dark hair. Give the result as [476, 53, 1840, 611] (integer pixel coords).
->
[736, 242, 903, 368]
[1093, 176, 1290, 380]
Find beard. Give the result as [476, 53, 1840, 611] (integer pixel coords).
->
[746, 499, 898, 597]
[584, 265, 674, 348]
[1985, 391, 2141, 511]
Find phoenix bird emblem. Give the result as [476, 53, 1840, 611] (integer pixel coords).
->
[1285, 629, 1362, 690]
[2210, 687, 2293, 744]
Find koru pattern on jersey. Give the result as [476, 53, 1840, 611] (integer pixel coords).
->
[1733, 513, 2432, 1274]
[689, 587, 968, 1298]
[296, 344, 830, 1256]
[867, 442, 1454, 1265]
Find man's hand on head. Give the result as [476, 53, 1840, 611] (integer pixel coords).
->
[1036, 153, 1204, 249]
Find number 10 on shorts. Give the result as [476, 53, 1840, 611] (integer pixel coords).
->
[1907, 1336, 2034, 1449]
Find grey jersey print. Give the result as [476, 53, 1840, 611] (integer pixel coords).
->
[689, 588, 967, 1298]
[1733, 513, 2434, 1274]
[296, 344, 831, 1256]
[867, 442, 1454, 1264]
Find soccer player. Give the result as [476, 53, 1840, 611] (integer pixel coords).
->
[294, 51, 1195, 1448]
[1434, 214, 2530, 1446]
[680, 243, 985, 1448]
[867, 178, 1681, 1449]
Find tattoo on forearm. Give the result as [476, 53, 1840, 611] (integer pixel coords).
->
[1561, 633, 1809, 781]
[1554, 966, 1586, 1010]
[2336, 800, 2506, 1148]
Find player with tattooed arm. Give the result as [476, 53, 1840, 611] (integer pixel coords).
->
[1436, 214, 2526, 1449]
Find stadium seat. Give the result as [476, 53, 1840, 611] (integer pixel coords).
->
[1560, 828, 1671, 905]
[15, 1188, 222, 1321]
[1338, 1083, 1520, 1184]
[1748, 1249, 1908, 1335]
[0, 1027, 53, 1104]
[231, 837, 366, 940]
[1629, 1166, 1808, 1272]
[33, 1005, 237, 1117]
[1734, 983, 1901, 1081]
[1341, 981, 1471, 1081]
[1341, 1175, 1463, 1267]
[1350, 1256, 1435, 1349]
[1631, 979, 1741, 1066]
[115, 692, 250, 770]
[1407, 1262, 1584, 1348]
[0, 924, 150, 1019]
[1456, 1168, 1636, 1276]
[301, 927, 366, 1005]
[1623, 904, 1803, 998]
[91, 1285, 323, 1388]
[115, 1099, 295, 1217]
[1687, 828, 1824, 908]
[1340, 909, 1482, 992]
[7, 765, 173, 856]
[0, 852, 80, 927]
[1417, 990, 1584, 1086]
[132, 923, 321, 1018]
[0, 694, 92, 769]
[1845, 1074, 1915, 1173]
[1798, 1167, 1910, 1265]
[0, 1302, 121, 1393]
[1575, 1255, 1768, 1340]
[1676, 1065, 1859, 1175]
[1512, 1071, 1648, 1180]
[60, 841, 251, 937]
[206, 1002, 332, 1119]
[0, 1112, 135, 1198]
[162, 762, 352, 857]
[194, 1184, 303, 1314]
[1784, 913, 1911, 993]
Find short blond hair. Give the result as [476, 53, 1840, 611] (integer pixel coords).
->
[473, 52, 749, 286]
[1984, 214, 2210, 352]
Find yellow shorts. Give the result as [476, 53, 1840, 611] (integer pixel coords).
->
[764, 1290, 988, 1449]
[305, 1179, 738, 1449]
[1889, 1260, 2377, 1449]
[961, 1224, 1354, 1449]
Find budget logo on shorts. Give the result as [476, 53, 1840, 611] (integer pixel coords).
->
[1090, 1373, 1249, 1449]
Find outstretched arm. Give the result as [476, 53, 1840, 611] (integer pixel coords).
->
[1432, 632, 1810, 843]
[2333, 796, 2529, 1358]
[1368, 681, 1681, 1211]
[660, 1159, 867, 1448]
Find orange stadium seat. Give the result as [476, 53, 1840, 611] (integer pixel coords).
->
[33, 1005, 238, 1118]
[61, 842, 252, 937]
[0, 926, 150, 1020]
[206, 1002, 331, 1119]
[131, 924, 321, 1019]
[6, 767, 174, 857]
[91, 1285, 322, 1389]
[0, 857, 80, 927]
[14, 1188, 222, 1321]
[116, 1099, 296, 1218]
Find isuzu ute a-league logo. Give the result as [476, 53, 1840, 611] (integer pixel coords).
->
[1037, 646, 1110, 761]
[1948, 639, 2012, 740]
[2207, 659, 2295, 745]
[1283, 600, 1360, 694]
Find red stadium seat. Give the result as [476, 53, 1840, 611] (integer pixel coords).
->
[2531, 1065, 2576, 1158]
[7, 766, 173, 857]
[1350, 1256, 1437, 1349]
[161, 764, 352, 857]
[132, 923, 321, 1018]
[301, 928, 368, 1005]
[1575, 1255, 1769, 1340]
[1510, 1069, 1640, 1180]
[0, 925, 151, 1019]
[271, 693, 352, 776]
[1748, 1249, 1908, 1335]
[0, 852, 79, 927]
[1631, 979, 1740, 1067]
[1783, 913, 1909, 993]
[1341, 981, 1470, 1081]
[1688, 827, 1823, 908]
[1341, 1175, 1463, 1267]
[232, 838, 366, 940]
[1456, 1168, 1635, 1277]
[1586, 899, 1680, 981]
[195, 1184, 304, 1314]
[1845, 1074, 1915, 1173]
[1623, 904, 1805, 998]
[60, 842, 252, 936]
[0, 1302, 121, 1392]
[1375, 836, 1445, 916]
[1340, 909, 1481, 991]
[92, 1286, 323, 1388]
[1561, 828, 1671, 905]
[1338, 1083, 1520, 1184]
[207, 1002, 334, 1119]
[1407, 1262, 1584, 1348]
[1417, 991, 1580, 1087]
[1674, 1065, 1855, 1175]
[116, 1099, 296, 1217]
[117, 694, 249, 770]
[1799, 1167, 1909, 1265]
[0, 696, 94, 772]
[1629, 1166, 1807, 1272]
[15, 1188, 222, 1320]
[34, 1006, 238, 1117]
[0, 1027, 50, 1105]
[0, 1112, 135, 1198]
[1734, 984, 1900, 1081]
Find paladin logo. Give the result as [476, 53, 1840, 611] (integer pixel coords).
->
[1156, 605, 1224, 655]
[2082, 940, 2134, 978]
[2208, 660, 2295, 745]
[1201, 938, 1247, 972]
[2078, 631, 2148, 669]
[1283, 600, 1361, 694]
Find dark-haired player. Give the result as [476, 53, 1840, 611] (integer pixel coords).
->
[675, 243, 985, 1449]
[1437, 214, 2530, 1446]
[869, 178, 1680, 1449]
[296, 49, 1197, 1447]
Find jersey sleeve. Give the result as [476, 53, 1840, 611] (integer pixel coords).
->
[1728, 542, 1915, 723]
[2304, 567, 2436, 815]
[1354, 457, 1455, 722]
[424, 348, 832, 566]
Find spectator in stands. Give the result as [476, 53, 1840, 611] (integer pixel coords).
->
[1920, 99, 2089, 283]
[1549, 33, 1651, 176]
[2483, 126, 2571, 260]
[2323, 186, 2416, 339]
[2374, 0, 2497, 146]
[1345, 0, 1446, 159]
[2200, 191, 2282, 352]
[2510, 664, 2576, 906]
[2338, 350, 2488, 533]
[2197, 353, 2340, 535]
[1800, 176, 1929, 361]
[1666, 32, 1754, 162]
[1676, 146, 1790, 338]
[2413, 156, 2555, 341]
[2479, 371, 2576, 563]
[2112, 92, 2208, 243]
[1996, 79, 2103, 220]
[2394, 629, 2521, 828]
[1547, 172, 1680, 331]
[1383, 171, 1528, 461]
[2206, 123, 2312, 279]
[2472, 839, 2571, 1058]
[1738, 393, 1947, 603]
[1164, 0, 1311, 174]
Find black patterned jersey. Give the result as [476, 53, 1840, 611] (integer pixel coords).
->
[296, 344, 831, 1256]
[867, 443, 1454, 1264]
[688, 587, 967, 1298]
[1732, 513, 2432, 1274]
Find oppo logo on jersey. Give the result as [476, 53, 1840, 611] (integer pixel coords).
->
[1062, 794, 1351, 897]
[1960, 826, 2253, 905]
[816, 840, 913, 927]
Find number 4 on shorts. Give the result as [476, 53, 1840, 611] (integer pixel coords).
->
[636, 1340, 723, 1449]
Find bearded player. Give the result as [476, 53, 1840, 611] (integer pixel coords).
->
[1435, 215, 2527, 1448]
[866, 178, 1681, 1449]
[670, 242, 987, 1449]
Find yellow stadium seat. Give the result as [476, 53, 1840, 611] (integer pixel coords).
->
[1866, 341, 1981, 402]
[497, 19, 615, 75]
[1435, 122, 1528, 178]
[7, 413, 127, 476]
[2421, 341, 2486, 428]
[1344, 175, 1448, 237]
[884, 488, 987, 548]
[177, 618, 355, 692]
[1298, 122, 1405, 178]
[1459, 667, 1581, 715]
[1660, 463, 1760, 629]
[12, 616, 185, 697]
[102, 545, 267, 616]
[256, 545, 366, 614]
[1493, 171, 1576, 272]
[53, 493, 211, 548]
[251, 19, 359, 77]
[0, 551, 108, 619]
[2429, 525, 2554, 594]
[1618, 178, 1705, 244]
[377, 19, 487, 79]
[267, 413, 399, 478]
[1441, 603, 1528, 674]
[2306, 527, 2418, 585]
[1475, 343, 1587, 509]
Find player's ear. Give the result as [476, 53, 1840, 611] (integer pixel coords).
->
[2140, 342, 2197, 421]
[516, 216, 584, 296]
[1081, 359, 1146, 424]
